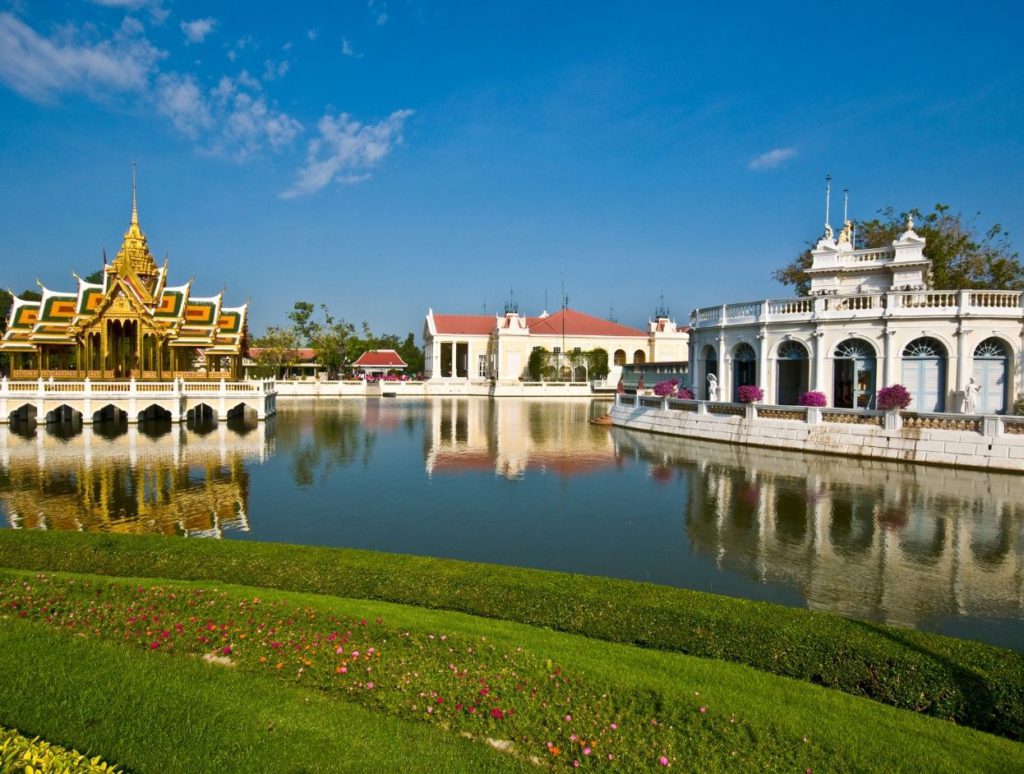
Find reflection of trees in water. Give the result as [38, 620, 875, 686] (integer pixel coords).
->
[614, 428, 1024, 626]
[275, 405, 375, 487]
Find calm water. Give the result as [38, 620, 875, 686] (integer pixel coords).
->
[2, 397, 1023, 651]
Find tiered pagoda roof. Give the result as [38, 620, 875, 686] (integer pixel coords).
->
[1, 179, 247, 356]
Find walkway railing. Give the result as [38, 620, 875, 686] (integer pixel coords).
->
[615, 393, 1020, 438]
[0, 377, 276, 398]
[691, 289, 1023, 328]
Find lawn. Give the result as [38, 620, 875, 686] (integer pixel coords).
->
[0, 566, 1021, 772]
[1, 530, 1021, 739]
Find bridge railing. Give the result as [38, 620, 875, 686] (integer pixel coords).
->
[0, 377, 276, 398]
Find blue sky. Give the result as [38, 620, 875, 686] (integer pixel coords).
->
[1, 1, 1022, 338]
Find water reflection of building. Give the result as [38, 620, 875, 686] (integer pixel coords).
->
[616, 430, 1024, 629]
[0, 423, 268, 537]
[424, 398, 618, 479]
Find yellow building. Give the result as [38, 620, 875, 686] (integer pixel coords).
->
[1, 177, 247, 380]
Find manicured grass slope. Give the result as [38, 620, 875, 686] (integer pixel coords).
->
[1, 531, 1022, 742]
[0, 621, 523, 773]
[0, 570, 1020, 773]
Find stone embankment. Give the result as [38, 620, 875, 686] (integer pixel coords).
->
[611, 394, 1024, 472]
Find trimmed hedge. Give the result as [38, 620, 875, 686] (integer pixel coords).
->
[1, 530, 1022, 740]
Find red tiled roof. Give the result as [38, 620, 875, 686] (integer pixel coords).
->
[527, 308, 645, 338]
[432, 314, 495, 335]
[353, 349, 407, 368]
[247, 347, 317, 361]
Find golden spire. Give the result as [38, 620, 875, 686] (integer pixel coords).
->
[113, 162, 158, 282]
[131, 161, 139, 227]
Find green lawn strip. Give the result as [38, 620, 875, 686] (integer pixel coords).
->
[1, 531, 1021, 742]
[1, 568, 1021, 773]
[0, 623, 526, 774]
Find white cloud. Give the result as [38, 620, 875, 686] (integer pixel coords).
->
[155, 72, 212, 137]
[307, 28, 318, 40]
[341, 38, 360, 58]
[0, 12, 164, 102]
[281, 109, 412, 198]
[262, 58, 289, 81]
[376, 13, 389, 26]
[181, 17, 216, 45]
[89, 0, 169, 24]
[748, 146, 797, 170]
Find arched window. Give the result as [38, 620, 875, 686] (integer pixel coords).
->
[775, 340, 808, 405]
[833, 339, 876, 409]
[972, 337, 1009, 414]
[901, 337, 947, 412]
[613, 349, 626, 366]
[731, 343, 756, 401]
[632, 349, 646, 364]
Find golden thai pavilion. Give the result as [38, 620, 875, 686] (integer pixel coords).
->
[1, 180, 247, 380]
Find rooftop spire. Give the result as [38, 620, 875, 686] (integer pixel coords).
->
[131, 161, 139, 226]
[113, 163, 158, 284]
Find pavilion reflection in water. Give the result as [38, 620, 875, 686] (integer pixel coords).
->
[424, 397, 618, 479]
[0, 420, 269, 537]
[615, 429, 1024, 629]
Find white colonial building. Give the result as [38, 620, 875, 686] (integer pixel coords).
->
[423, 307, 688, 384]
[688, 217, 1023, 413]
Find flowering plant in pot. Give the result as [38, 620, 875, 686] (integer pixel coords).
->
[877, 384, 912, 411]
[736, 384, 763, 404]
[798, 391, 827, 407]
[653, 379, 678, 397]
[676, 387, 695, 400]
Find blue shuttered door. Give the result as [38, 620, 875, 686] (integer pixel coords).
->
[903, 357, 945, 412]
[974, 357, 1007, 414]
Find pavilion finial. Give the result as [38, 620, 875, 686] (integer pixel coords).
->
[823, 174, 833, 240]
[131, 161, 139, 226]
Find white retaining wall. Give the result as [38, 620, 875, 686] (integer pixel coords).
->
[274, 380, 597, 399]
[610, 396, 1024, 473]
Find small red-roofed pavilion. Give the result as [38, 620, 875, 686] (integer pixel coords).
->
[352, 349, 408, 377]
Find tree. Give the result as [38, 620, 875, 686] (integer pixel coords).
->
[249, 326, 300, 378]
[773, 204, 1023, 296]
[287, 301, 320, 344]
[311, 306, 356, 379]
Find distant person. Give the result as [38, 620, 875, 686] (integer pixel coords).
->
[636, 375, 645, 393]
[616, 378, 624, 393]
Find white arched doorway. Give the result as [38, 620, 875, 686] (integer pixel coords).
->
[833, 339, 876, 409]
[973, 338, 1009, 414]
[902, 337, 947, 412]
[775, 340, 809, 405]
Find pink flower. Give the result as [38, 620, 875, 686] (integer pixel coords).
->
[607, 754, 614, 761]
[149, 641, 159, 649]
[699, 705, 707, 714]
[573, 760, 580, 768]
[335, 646, 344, 654]
[564, 714, 572, 722]
[659, 756, 670, 766]
[427, 707, 434, 714]
[583, 747, 591, 756]
[366, 681, 374, 690]
[610, 722, 618, 730]
[221, 646, 232, 656]
[490, 708, 504, 719]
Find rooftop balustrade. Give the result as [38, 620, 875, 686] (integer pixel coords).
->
[690, 289, 1023, 329]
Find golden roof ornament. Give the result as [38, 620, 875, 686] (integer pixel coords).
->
[112, 162, 158, 281]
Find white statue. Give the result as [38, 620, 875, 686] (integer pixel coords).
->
[707, 373, 718, 402]
[963, 377, 980, 415]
